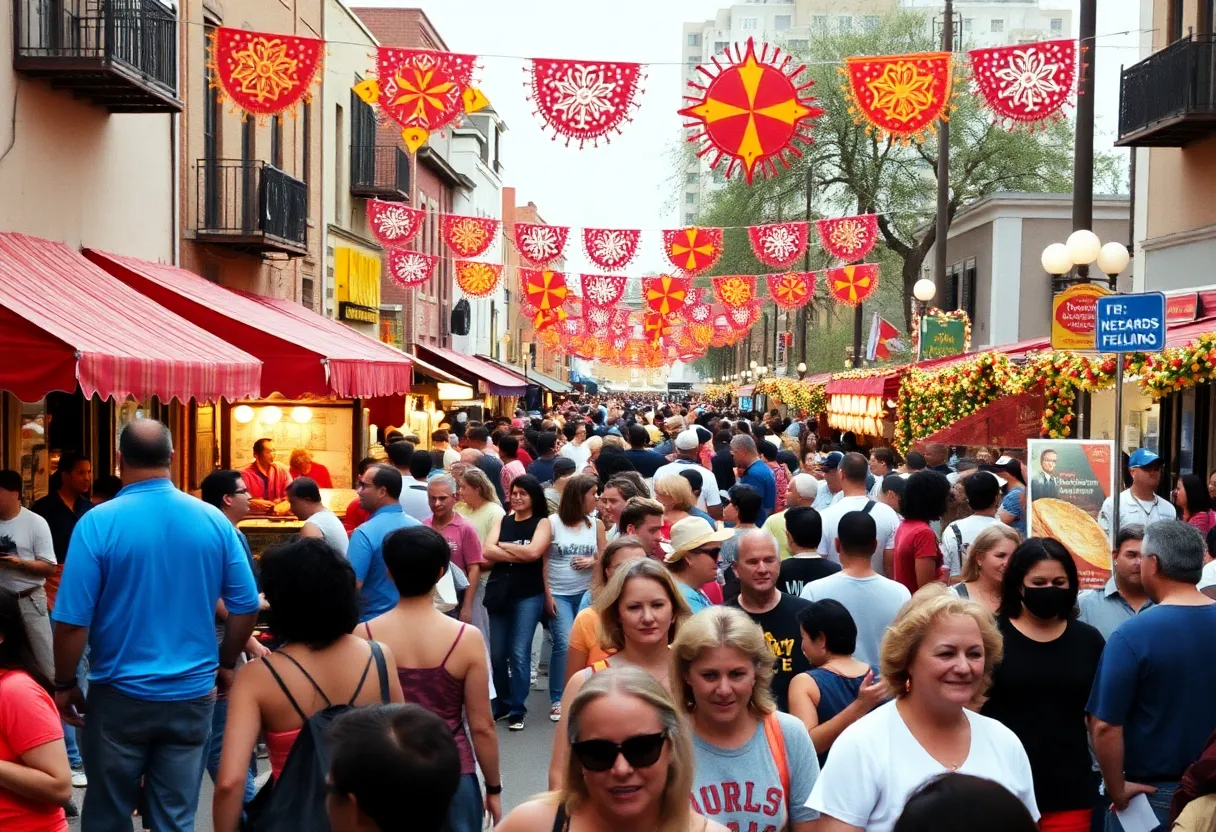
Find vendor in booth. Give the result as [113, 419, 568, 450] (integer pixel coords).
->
[289, 448, 333, 489]
[241, 438, 293, 513]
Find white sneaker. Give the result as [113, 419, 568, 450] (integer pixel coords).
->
[71, 767, 88, 788]
[549, 703, 562, 722]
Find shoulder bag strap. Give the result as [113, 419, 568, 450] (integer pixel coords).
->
[951, 523, 964, 552]
[762, 712, 791, 816]
[347, 642, 377, 706]
[862, 500, 875, 514]
[261, 657, 310, 723]
[370, 640, 390, 704]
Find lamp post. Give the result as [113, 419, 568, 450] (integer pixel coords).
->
[1041, 231, 1128, 292]
[912, 278, 937, 361]
[797, 361, 807, 380]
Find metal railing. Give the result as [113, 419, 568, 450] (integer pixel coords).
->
[14, 0, 178, 94]
[1119, 34, 1216, 139]
[197, 160, 308, 249]
[350, 145, 410, 196]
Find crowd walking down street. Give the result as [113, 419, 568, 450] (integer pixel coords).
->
[3, 398, 1216, 832]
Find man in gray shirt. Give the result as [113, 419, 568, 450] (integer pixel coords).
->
[1078, 524, 1153, 639]
[800, 510, 911, 666]
[0, 469, 57, 676]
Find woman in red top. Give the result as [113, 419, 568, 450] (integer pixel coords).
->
[893, 470, 952, 593]
[0, 587, 72, 832]
[289, 449, 333, 489]
[1175, 474, 1216, 537]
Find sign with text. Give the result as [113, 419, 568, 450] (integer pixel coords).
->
[918, 315, 967, 360]
[1095, 292, 1166, 353]
[1166, 292, 1199, 323]
[1027, 438, 1116, 589]
[334, 247, 381, 322]
[1051, 282, 1112, 350]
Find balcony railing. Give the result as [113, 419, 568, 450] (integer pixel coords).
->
[1117, 34, 1216, 147]
[196, 160, 308, 257]
[350, 145, 410, 200]
[13, 0, 181, 113]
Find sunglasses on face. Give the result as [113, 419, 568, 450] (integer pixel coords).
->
[690, 546, 721, 562]
[570, 732, 667, 772]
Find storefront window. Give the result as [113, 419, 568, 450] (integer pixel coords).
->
[116, 399, 151, 452]
[19, 400, 49, 505]
[1178, 388, 1196, 475]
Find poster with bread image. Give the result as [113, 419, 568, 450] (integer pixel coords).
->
[1027, 439, 1116, 590]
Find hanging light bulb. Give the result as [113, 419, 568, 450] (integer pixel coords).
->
[233, 405, 254, 424]
[261, 406, 282, 424]
[291, 406, 312, 424]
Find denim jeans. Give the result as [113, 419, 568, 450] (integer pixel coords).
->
[547, 593, 583, 705]
[442, 772, 484, 832]
[201, 696, 257, 804]
[1102, 781, 1178, 832]
[489, 593, 545, 718]
[81, 684, 215, 832]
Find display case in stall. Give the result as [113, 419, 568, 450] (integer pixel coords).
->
[239, 487, 359, 557]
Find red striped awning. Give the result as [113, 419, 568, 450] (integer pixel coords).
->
[414, 345, 528, 397]
[87, 250, 413, 399]
[0, 234, 261, 403]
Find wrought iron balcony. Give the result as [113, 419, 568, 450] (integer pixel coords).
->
[1117, 34, 1216, 147]
[196, 160, 309, 257]
[350, 145, 410, 200]
[13, 0, 181, 113]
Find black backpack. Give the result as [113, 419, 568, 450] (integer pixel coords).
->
[242, 641, 390, 832]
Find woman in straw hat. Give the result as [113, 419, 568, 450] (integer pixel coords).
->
[661, 515, 733, 615]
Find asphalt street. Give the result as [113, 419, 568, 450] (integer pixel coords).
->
[66, 685, 557, 830]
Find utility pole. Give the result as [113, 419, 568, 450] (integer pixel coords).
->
[934, 0, 954, 298]
[799, 165, 813, 366]
[1073, 0, 1097, 279]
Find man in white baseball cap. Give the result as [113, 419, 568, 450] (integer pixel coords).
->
[652, 429, 722, 521]
[661, 515, 733, 613]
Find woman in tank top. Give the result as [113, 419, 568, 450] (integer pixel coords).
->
[482, 475, 552, 732]
[213, 538, 405, 832]
[787, 600, 885, 765]
[545, 475, 606, 721]
[361, 526, 501, 831]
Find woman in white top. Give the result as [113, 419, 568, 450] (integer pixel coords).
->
[545, 475, 606, 720]
[808, 584, 1039, 832]
[948, 524, 1020, 614]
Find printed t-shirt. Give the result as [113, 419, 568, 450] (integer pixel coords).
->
[727, 593, 811, 712]
[777, 556, 841, 599]
[691, 711, 820, 832]
[807, 701, 1039, 832]
[424, 512, 485, 573]
[0, 670, 66, 832]
[892, 520, 941, 593]
[0, 508, 55, 594]
[1086, 603, 1216, 780]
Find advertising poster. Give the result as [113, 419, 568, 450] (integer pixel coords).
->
[919, 315, 967, 360]
[1051, 283, 1111, 350]
[1026, 438, 1116, 590]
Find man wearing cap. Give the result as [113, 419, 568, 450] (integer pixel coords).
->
[811, 451, 845, 512]
[1098, 449, 1176, 534]
[663, 516, 733, 613]
[762, 473, 820, 561]
[652, 429, 723, 521]
[731, 435, 776, 525]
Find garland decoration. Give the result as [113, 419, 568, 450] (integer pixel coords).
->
[513, 222, 570, 266]
[520, 268, 570, 327]
[528, 58, 646, 148]
[679, 38, 822, 184]
[209, 28, 324, 119]
[840, 52, 953, 144]
[747, 221, 809, 268]
[910, 307, 973, 356]
[454, 260, 502, 298]
[643, 275, 690, 316]
[441, 215, 499, 258]
[764, 272, 815, 309]
[387, 249, 438, 289]
[582, 228, 642, 271]
[579, 273, 628, 308]
[663, 227, 724, 275]
[816, 214, 879, 262]
[969, 39, 1077, 128]
[754, 376, 827, 415]
[826, 263, 879, 306]
[367, 200, 424, 247]
[712, 275, 757, 309]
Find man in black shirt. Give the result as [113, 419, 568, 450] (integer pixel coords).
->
[711, 429, 737, 492]
[623, 424, 667, 479]
[727, 529, 811, 712]
[31, 452, 93, 586]
[778, 506, 840, 597]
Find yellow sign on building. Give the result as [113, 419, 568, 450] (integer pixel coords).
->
[335, 247, 381, 324]
[1051, 282, 1112, 351]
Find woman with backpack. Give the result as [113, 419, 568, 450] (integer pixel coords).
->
[361, 526, 502, 831]
[213, 538, 404, 832]
[672, 606, 821, 832]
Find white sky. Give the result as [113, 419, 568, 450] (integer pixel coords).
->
[352, 0, 1143, 277]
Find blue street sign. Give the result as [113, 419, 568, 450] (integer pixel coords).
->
[1095, 292, 1167, 353]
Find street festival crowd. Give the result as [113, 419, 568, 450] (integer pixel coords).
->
[3, 397, 1216, 832]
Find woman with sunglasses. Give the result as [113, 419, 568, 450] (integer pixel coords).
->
[672, 606, 821, 832]
[662, 516, 734, 614]
[564, 536, 650, 686]
[499, 666, 728, 832]
[548, 559, 691, 790]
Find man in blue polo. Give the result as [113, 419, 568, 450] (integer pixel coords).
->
[51, 419, 259, 831]
[347, 463, 419, 621]
[731, 434, 776, 525]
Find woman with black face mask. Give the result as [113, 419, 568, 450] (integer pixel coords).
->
[981, 538, 1106, 832]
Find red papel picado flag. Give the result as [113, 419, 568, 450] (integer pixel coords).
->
[711, 275, 757, 310]
[663, 227, 723, 275]
[748, 221, 809, 269]
[765, 272, 815, 309]
[209, 28, 324, 119]
[521, 268, 570, 327]
[644, 275, 690, 316]
[826, 263, 879, 306]
[816, 214, 879, 262]
[969, 39, 1077, 129]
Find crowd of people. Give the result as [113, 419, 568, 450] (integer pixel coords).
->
[0, 397, 1215, 832]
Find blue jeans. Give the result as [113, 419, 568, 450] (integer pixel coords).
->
[442, 772, 484, 832]
[489, 593, 545, 718]
[1102, 781, 1178, 832]
[201, 696, 257, 805]
[81, 684, 215, 832]
[548, 593, 583, 705]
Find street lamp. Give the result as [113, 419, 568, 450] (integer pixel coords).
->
[796, 361, 807, 380]
[913, 278, 937, 312]
[750, 360, 758, 370]
[1041, 232, 1129, 290]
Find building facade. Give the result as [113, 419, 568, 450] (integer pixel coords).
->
[501, 189, 567, 381]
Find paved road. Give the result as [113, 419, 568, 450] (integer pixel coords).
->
[67, 685, 557, 830]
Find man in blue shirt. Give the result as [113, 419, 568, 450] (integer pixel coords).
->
[731, 434, 776, 525]
[52, 420, 259, 832]
[1088, 520, 1216, 828]
[347, 463, 419, 621]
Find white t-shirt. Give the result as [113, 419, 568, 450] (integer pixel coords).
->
[817, 494, 900, 573]
[0, 508, 55, 593]
[1199, 559, 1216, 591]
[558, 441, 591, 473]
[807, 701, 1039, 832]
[399, 475, 432, 522]
[652, 459, 721, 511]
[940, 514, 1001, 578]
[1097, 489, 1177, 533]
[811, 485, 838, 512]
[304, 509, 349, 557]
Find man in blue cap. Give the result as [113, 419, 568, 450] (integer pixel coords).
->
[1098, 448, 1176, 533]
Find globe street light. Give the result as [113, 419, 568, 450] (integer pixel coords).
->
[796, 361, 807, 380]
[1041, 243, 1072, 276]
[1096, 241, 1130, 281]
[913, 278, 937, 304]
[1066, 229, 1102, 266]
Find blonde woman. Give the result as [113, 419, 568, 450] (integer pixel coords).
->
[565, 536, 651, 685]
[949, 524, 1020, 614]
[654, 475, 696, 533]
[454, 467, 504, 545]
[548, 559, 691, 789]
[498, 667, 728, 832]
[808, 585, 1039, 832]
[672, 607, 821, 832]
[582, 435, 604, 475]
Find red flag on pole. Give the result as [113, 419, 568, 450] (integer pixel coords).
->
[867, 311, 904, 361]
